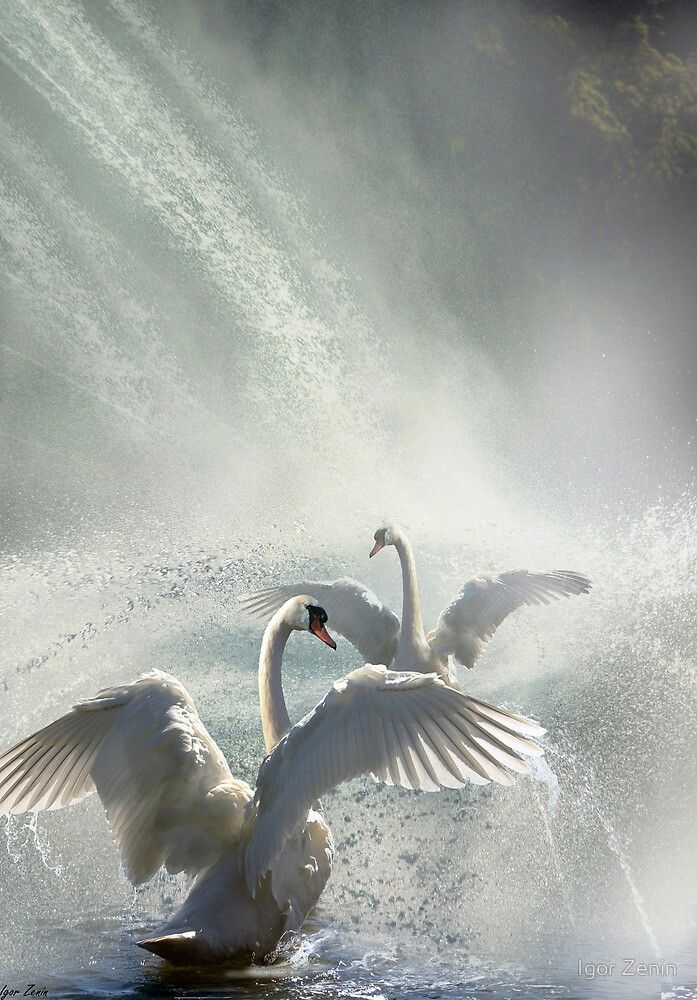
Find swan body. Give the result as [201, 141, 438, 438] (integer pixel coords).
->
[0, 666, 327, 965]
[141, 806, 332, 964]
[241, 523, 591, 684]
[0, 595, 544, 966]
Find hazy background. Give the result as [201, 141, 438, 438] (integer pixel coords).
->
[0, 2, 696, 997]
[1, 0, 695, 552]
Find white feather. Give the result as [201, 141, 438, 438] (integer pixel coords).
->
[244, 663, 543, 894]
[240, 577, 400, 665]
[0, 671, 251, 885]
[429, 569, 592, 668]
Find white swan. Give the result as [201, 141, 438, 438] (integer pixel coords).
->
[240, 522, 591, 685]
[0, 596, 544, 966]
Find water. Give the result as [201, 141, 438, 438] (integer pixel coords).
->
[547, 746, 662, 962]
[1, 528, 695, 999]
[1, 2, 697, 998]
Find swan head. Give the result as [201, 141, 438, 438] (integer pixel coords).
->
[369, 521, 401, 558]
[284, 595, 337, 649]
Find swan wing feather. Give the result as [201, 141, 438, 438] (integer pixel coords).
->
[244, 664, 543, 893]
[429, 570, 591, 668]
[239, 577, 400, 665]
[0, 671, 251, 885]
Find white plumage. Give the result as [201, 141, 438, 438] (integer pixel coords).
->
[241, 523, 591, 679]
[430, 568, 592, 669]
[240, 576, 400, 665]
[0, 672, 251, 884]
[244, 663, 544, 895]
[0, 595, 545, 965]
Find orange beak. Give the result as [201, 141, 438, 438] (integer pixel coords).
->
[369, 539, 384, 558]
[310, 620, 337, 649]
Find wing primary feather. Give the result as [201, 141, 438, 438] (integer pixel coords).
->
[56, 737, 99, 806]
[371, 712, 390, 782]
[42, 742, 93, 810]
[355, 711, 370, 774]
[347, 709, 363, 774]
[414, 713, 471, 785]
[0, 716, 77, 786]
[465, 697, 546, 738]
[380, 715, 404, 786]
[392, 719, 422, 789]
[445, 711, 521, 783]
[460, 706, 543, 757]
[0, 742, 49, 805]
[420, 689, 537, 766]
[388, 696, 441, 791]
[0, 740, 66, 812]
[451, 713, 534, 774]
[23, 739, 83, 812]
[421, 704, 506, 784]
[408, 730, 443, 791]
[0, 715, 78, 774]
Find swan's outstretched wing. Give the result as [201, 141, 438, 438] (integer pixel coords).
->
[0, 671, 251, 885]
[240, 577, 400, 666]
[428, 570, 592, 669]
[245, 664, 544, 893]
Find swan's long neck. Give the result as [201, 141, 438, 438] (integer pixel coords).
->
[258, 612, 293, 753]
[394, 531, 428, 662]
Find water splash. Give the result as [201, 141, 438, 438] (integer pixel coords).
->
[0, 1, 695, 995]
[585, 785, 663, 961]
[5, 812, 64, 876]
[548, 743, 663, 960]
[531, 752, 561, 816]
[528, 757, 578, 939]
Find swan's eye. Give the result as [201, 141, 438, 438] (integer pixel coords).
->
[307, 604, 327, 626]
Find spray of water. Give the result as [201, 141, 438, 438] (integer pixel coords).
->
[1, 1, 696, 995]
[547, 743, 663, 960]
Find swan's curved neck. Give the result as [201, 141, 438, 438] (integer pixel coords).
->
[258, 612, 293, 753]
[394, 531, 428, 659]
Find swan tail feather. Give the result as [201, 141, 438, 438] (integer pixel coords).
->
[136, 930, 217, 966]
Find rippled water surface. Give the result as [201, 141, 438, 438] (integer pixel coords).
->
[1, 2, 696, 998]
